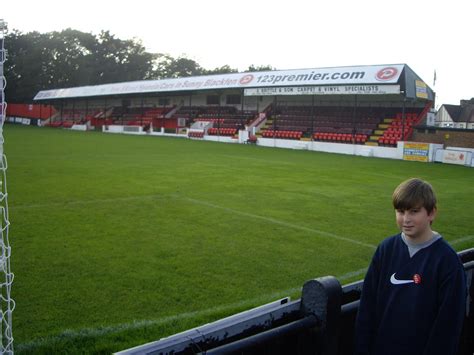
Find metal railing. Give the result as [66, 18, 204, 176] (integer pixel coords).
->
[117, 248, 474, 355]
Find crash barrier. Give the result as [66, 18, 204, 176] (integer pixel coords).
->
[117, 248, 474, 355]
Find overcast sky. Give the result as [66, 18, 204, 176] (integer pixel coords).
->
[3, 0, 473, 108]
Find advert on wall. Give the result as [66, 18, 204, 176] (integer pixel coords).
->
[441, 150, 470, 165]
[403, 142, 430, 162]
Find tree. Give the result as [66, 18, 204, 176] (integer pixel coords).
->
[4, 30, 50, 102]
[245, 64, 275, 72]
[154, 55, 205, 78]
[4, 29, 156, 101]
[204, 65, 238, 75]
[91, 30, 156, 84]
[4, 28, 276, 102]
[43, 29, 97, 87]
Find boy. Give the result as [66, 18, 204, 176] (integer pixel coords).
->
[354, 178, 466, 355]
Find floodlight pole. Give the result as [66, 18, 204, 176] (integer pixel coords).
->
[311, 95, 315, 141]
[60, 100, 64, 123]
[401, 96, 406, 141]
[85, 99, 89, 123]
[217, 92, 221, 141]
[141, 97, 144, 126]
[273, 96, 277, 139]
[241, 89, 244, 130]
[72, 99, 76, 122]
[103, 97, 107, 125]
[352, 95, 358, 144]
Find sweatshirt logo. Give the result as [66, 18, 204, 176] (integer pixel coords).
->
[390, 273, 422, 285]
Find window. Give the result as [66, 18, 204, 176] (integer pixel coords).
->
[226, 94, 241, 105]
[206, 95, 220, 105]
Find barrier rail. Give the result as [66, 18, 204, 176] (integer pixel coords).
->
[117, 248, 473, 355]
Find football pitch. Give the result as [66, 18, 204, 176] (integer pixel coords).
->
[5, 125, 473, 354]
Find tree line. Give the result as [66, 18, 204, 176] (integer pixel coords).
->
[4, 28, 274, 102]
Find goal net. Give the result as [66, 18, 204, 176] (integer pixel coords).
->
[0, 18, 14, 354]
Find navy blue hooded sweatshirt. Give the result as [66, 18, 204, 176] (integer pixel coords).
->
[354, 234, 466, 355]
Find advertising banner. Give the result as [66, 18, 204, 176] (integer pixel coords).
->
[34, 65, 405, 100]
[244, 85, 400, 96]
[441, 150, 469, 165]
[403, 142, 430, 162]
[415, 80, 428, 99]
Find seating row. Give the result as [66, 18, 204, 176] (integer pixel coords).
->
[207, 128, 237, 136]
[385, 127, 411, 135]
[46, 120, 80, 128]
[193, 118, 250, 126]
[273, 114, 381, 124]
[261, 130, 303, 139]
[377, 114, 417, 146]
[110, 106, 174, 120]
[188, 131, 204, 138]
[379, 128, 412, 141]
[378, 137, 398, 146]
[271, 120, 377, 130]
[313, 133, 368, 144]
[395, 112, 418, 120]
[195, 118, 224, 123]
[176, 106, 238, 117]
[60, 109, 102, 119]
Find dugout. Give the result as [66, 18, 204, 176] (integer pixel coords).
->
[32, 64, 434, 146]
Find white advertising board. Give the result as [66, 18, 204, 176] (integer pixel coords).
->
[441, 150, 470, 165]
[244, 85, 400, 96]
[34, 65, 405, 100]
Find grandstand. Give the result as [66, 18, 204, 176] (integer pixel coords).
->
[25, 64, 434, 149]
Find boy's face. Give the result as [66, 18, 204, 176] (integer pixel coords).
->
[395, 206, 436, 242]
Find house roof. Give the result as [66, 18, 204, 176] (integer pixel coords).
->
[442, 104, 462, 121]
[459, 105, 474, 123]
[441, 104, 474, 123]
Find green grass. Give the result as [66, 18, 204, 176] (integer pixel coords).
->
[5, 124, 474, 354]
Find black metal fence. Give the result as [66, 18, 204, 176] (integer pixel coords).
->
[117, 248, 474, 355]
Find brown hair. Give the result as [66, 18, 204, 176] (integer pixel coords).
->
[392, 178, 437, 213]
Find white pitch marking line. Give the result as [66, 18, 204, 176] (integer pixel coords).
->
[11, 193, 376, 249]
[182, 196, 376, 249]
[9, 194, 167, 210]
[450, 235, 474, 245]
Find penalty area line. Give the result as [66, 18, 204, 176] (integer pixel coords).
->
[9, 193, 168, 210]
[182, 196, 377, 249]
[450, 235, 474, 245]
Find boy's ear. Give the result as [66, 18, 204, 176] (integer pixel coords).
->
[429, 207, 437, 223]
